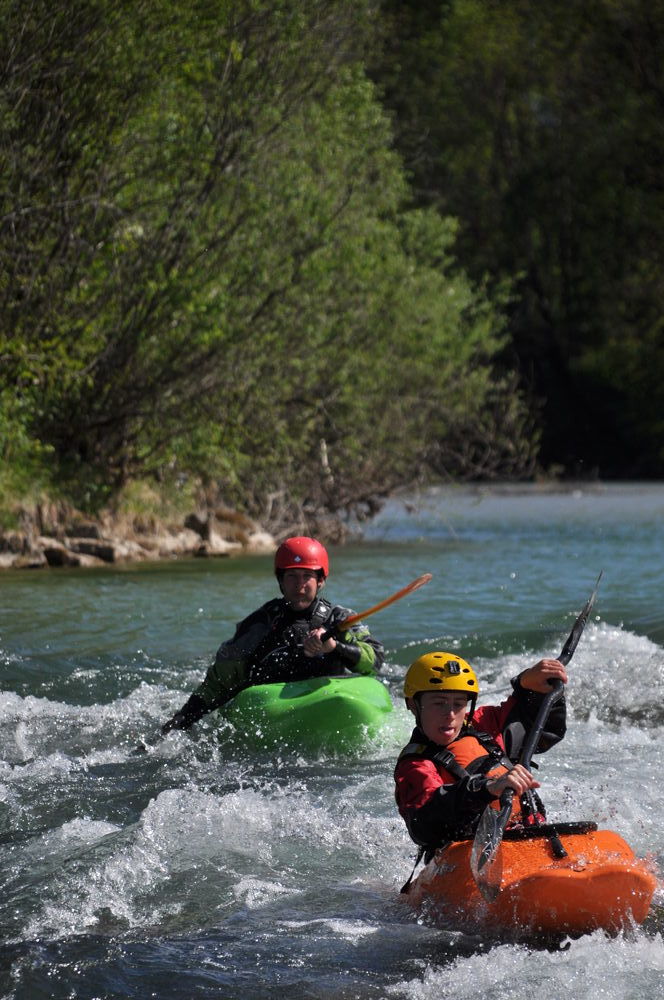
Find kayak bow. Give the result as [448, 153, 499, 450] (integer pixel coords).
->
[407, 822, 657, 939]
[222, 673, 393, 751]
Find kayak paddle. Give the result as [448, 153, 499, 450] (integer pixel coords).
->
[470, 571, 602, 901]
[323, 572, 432, 638]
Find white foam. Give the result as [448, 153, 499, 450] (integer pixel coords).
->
[281, 916, 380, 942]
[387, 931, 664, 999]
[233, 876, 298, 909]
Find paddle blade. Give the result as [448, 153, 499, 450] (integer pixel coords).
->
[470, 797, 512, 902]
[558, 570, 602, 666]
[334, 573, 433, 631]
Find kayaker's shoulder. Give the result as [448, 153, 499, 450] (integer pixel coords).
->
[242, 597, 286, 622]
[326, 600, 353, 621]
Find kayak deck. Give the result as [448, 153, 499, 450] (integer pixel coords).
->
[405, 823, 658, 938]
[222, 674, 393, 750]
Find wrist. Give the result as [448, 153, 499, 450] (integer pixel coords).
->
[335, 640, 361, 666]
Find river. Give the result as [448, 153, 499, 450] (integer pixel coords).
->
[1, 482, 663, 998]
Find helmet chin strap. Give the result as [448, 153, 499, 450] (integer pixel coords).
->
[466, 696, 477, 726]
[411, 694, 424, 730]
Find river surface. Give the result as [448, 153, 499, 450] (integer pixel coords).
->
[1, 482, 664, 998]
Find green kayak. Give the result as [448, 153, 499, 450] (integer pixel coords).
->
[222, 674, 394, 751]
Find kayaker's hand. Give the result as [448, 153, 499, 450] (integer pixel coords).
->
[518, 658, 568, 693]
[160, 694, 207, 734]
[486, 763, 540, 800]
[161, 711, 188, 735]
[303, 627, 337, 657]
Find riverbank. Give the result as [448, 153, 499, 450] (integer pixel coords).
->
[0, 500, 275, 570]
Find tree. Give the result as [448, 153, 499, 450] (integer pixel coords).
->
[374, 0, 664, 476]
[1, 0, 533, 532]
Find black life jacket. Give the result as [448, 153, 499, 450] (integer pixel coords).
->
[248, 598, 332, 684]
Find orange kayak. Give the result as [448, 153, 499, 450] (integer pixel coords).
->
[405, 823, 658, 938]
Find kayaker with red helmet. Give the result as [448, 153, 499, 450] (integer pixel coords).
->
[394, 651, 567, 852]
[161, 536, 385, 734]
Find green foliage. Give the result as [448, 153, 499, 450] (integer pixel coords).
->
[0, 388, 56, 501]
[374, 0, 664, 476]
[1, 0, 531, 529]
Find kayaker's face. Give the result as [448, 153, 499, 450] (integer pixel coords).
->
[413, 691, 470, 745]
[281, 568, 322, 610]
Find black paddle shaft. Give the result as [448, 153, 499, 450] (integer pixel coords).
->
[471, 572, 603, 893]
[517, 680, 563, 773]
[508, 571, 602, 785]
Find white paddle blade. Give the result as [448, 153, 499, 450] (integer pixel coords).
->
[470, 800, 511, 901]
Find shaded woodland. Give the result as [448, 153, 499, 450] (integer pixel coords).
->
[2, 0, 662, 535]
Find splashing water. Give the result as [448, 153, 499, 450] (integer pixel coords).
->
[1, 483, 664, 998]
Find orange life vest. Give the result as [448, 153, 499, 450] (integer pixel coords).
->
[397, 727, 521, 820]
[443, 733, 520, 819]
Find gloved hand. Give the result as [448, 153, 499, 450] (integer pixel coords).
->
[161, 711, 188, 735]
[160, 694, 208, 735]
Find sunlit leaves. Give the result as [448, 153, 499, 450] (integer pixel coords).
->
[1, 0, 529, 523]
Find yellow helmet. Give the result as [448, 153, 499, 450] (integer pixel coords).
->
[403, 651, 479, 700]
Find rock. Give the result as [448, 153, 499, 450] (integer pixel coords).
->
[66, 539, 118, 563]
[113, 539, 151, 561]
[144, 528, 203, 557]
[246, 530, 276, 553]
[194, 528, 240, 557]
[184, 511, 209, 539]
[0, 532, 28, 554]
[212, 506, 258, 545]
[13, 552, 48, 569]
[46, 546, 105, 568]
[39, 537, 86, 567]
[66, 520, 102, 539]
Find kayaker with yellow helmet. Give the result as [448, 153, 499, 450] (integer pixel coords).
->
[161, 536, 384, 734]
[394, 651, 567, 851]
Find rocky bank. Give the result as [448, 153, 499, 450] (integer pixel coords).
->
[0, 502, 275, 570]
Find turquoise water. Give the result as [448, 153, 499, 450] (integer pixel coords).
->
[1, 483, 664, 998]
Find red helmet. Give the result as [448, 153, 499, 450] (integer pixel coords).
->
[274, 536, 329, 578]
